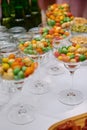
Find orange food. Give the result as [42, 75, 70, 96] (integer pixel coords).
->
[8, 54, 15, 59]
[24, 42, 29, 47]
[32, 62, 38, 69]
[20, 46, 25, 51]
[36, 48, 43, 54]
[15, 57, 22, 62]
[11, 61, 21, 69]
[24, 66, 34, 77]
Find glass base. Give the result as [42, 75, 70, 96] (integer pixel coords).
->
[58, 89, 84, 105]
[47, 64, 64, 75]
[30, 80, 49, 95]
[8, 104, 35, 125]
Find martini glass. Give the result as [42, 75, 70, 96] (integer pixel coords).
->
[0, 53, 38, 124]
[58, 61, 84, 105]
[46, 37, 69, 76]
[53, 45, 86, 105]
[18, 34, 52, 95]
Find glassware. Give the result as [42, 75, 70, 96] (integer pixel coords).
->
[0, 32, 12, 42]
[0, 25, 8, 32]
[28, 27, 41, 39]
[58, 62, 83, 105]
[0, 54, 38, 124]
[8, 26, 26, 39]
[0, 35, 19, 57]
[70, 19, 87, 35]
[46, 38, 68, 76]
[17, 33, 33, 43]
[53, 44, 87, 105]
[18, 36, 52, 94]
[8, 103, 35, 125]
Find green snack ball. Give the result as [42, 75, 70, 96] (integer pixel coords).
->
[42, 32, 48, 37]
[14, 75, 20, 80]
[34, 37, 41, 41]
[18, 71, 25, 79]
[24, 48, 29, 54]
[28, 50, 33, 54]
[13, 68, 21, 75]
[60, 21, 64, 24]
[22, 66, 27, 72]
[43, 28, 49, 33]
[58, 48, 63, 53]
[47, 19, 56, 26]
[27, 44, 33, 50]
[62, 48, 68, 54]
[79, 55, 86, 61]
[70, 54, 75, 59]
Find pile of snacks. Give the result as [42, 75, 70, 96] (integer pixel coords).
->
[73, 17, 87, 24]
[46, 3, 74, 28]
[0, 54, 38, 80]
[71, 24, 87, 33]
[40, 26, 70, 40]
[70, 35, 87, 44]
[19, 37, 52, 55]
[54, 43, 87, 62]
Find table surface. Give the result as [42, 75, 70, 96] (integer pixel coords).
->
[0, 53, 87, 130]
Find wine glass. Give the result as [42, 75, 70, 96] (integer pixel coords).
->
[46, 35, 70, 76]
[8, 26, 26, 39]
[53, 43, 87, 105]
[28, 27, 41, 39]
[18, 35, 52, 95]
[0, 53, 38, 124]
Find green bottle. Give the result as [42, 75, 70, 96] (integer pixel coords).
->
[9, 0, 15, 19]
[22, 0, 32, 30]
[1, 0, 12, 28]
[31, 0, 41, 27]
[9, 0, 15, 27]
[14, 0, 25, 27]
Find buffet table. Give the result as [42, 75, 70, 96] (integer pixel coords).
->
[0, 53, 87, 130]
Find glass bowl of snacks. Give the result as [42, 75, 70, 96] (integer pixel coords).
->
[0, 53, 38, 90]
[70, 17, 87, 35]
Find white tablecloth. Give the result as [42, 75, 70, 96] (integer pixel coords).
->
[0, 55, 87, 130]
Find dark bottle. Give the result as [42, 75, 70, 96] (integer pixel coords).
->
[9, 0, 15, 27]
[22, 0, 32, 30]
[14, 0, 25, 28]
[1, 0, 12, 28]
[31, 0, 41, 27]
[9, 0, 15, 19]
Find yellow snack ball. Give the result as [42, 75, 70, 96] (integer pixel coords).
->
[2, 72, 14, 80]
[75, 44, 81, 49]
[58, 56, 62, 60]
[7, 72, 14, 80]
[2, 58, 8, 63]
[2, 63, 10, 71]
[0, 66, 4, 75]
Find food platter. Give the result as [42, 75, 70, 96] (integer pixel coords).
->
[48, 113, 87, 130]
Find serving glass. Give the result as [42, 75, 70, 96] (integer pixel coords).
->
[47, 35, 70, 76]
[52, 44, 87, 105]
[8, 26, 26, 39]
[18, 35, 52, 95]
[0, 53, 38, 125]
[28, 27, 41, 39]
[0, 25, 8, 32]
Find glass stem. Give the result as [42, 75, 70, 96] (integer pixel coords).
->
[67, 71, 76, 96]
[70, 71, 74, 88]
